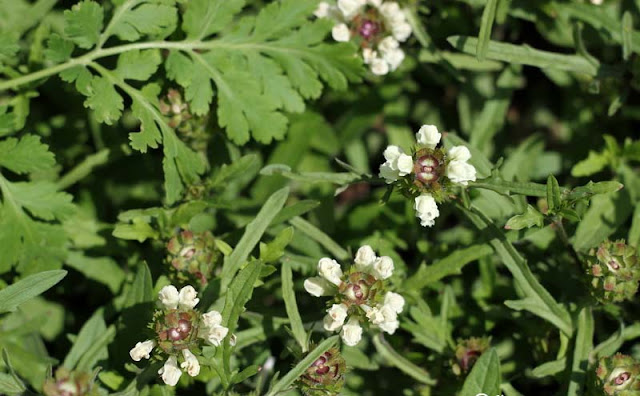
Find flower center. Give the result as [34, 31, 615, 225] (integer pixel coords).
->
[615, 372, 631, 385]
[414, 155, 441, 184]
[608, 259, 620, 271]
[180, 246, 196, 259]
[358, 19, 380, 40]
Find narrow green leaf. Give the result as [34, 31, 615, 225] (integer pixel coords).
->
[0, 372, 25, 394]
[593, 323, 640, 358]
[546, 175, 562, 213]
[122, 263, 153, 309]
[460, 348, 501, 396]
[373, 334, 436, 385]
[0, 350, 25, 394]
[265, 335, 339, 396]
[629, 205, 640, 247]
[281, 261, 308, 352]
[448, 35, 599, 76]
[477, 0, 500, 61]
[0, 270, 67, 313]
[531, 358, 567, 378]
[505, 205, 544, 230]
[623, 12, 633, 60]
[221, 187, 289, 287]
[567, 308, 594, 396]
[63, 309, 107, 369]
[271, 200, 320, 225]
[289, 217, 349, 261]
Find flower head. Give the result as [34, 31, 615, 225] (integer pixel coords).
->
[43, 368, 100, 396]
[593, 353, 640, 395]
[304, 246, 405, 346]
[585, 239, 640, 303]
[166, 230, 221, 286]
[378, 124, 476, 227]
[315, 1, 412, 75]
[298, 347, 347, 396]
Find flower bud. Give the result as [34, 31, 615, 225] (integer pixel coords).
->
[167, 230, 219, 286]
[129, 340, 155, 361]
[318, 258, 344, 286]
[159, 285, 180, 309]
[372, 256, 394, 280]
[304, 277, 334, 297]
[43, 368, 98, 396]
[158, 356, 182, 386]
[354, 245, 377, 268]
[416, 125, 441, 149]
[340, 318, 363, 346]
[323, 304, 348, 332]
[586, 240, 640, 303]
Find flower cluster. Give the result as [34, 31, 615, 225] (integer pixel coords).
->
[129, 285, 231, 386]
[379, 124, 476, 227]
[315, 0, 412, 75]
[304, 245, 405, 346]
[585, 239, 640, 303]
[451, 337, 491, 376]
[298, 347, 347, 396]
[592, 353, 640, 395]
[166, 230, 221, 286]
[43, 368, 100, 396]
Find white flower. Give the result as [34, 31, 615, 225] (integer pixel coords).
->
[206, 324, 229, 347]
[392, 22, 412, 42]
[448, 145, 471, 162]
[323, 303, 348, 331]
[378, 36, 399, 53]
[382, 48, 405, 71]
[379, 2, 402, 21]
[318, 258, 344, 286]
[379, 162, 399, 183]
[384, 291, 405, 314]
[129, 340, 155, 361]
[332, 23, 351, 42]
[178, 285, 200, 309]
[314, 2, 332, 18]
[414, 194, 440, 227]
[364, 305, 385, 325]
[372, 256, 394, 280]
[370, 56, 390, 75]
[158, 285, 180, 309]
[447, 160, 476, 186]
[416, 125, 442, 149]
[304, 277, 334, 297]
[378, 145, 413, 182]
[229, 333, 237, 346]
[354, 245, 377, 269]
[378, 310, 400, 334]
[180, 349, 201, 377]
[202, 310, 222, 328]
[396, 153, 413, 176]
[591, 0, 603, 4]
[340, 318, 363, 346]
[158, 356, 182, 386]
[368, 0, 383, 6]
[362, 48, 377, 64]
[337, 0, 365, 18]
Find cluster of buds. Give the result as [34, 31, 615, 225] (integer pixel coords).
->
[159, 89, 209, 155]
[379, 124, 476, 227]
[451, 337, 491, 376]
[315, 0, 412, 75]
[297, 347, 347, 396]
[592, 353, 640, 395]
[585, 239, 640, 303]
[166, 230, 221, 287]
[43, 368, 99, 396]
[304, 245, 405, 346]
[129, 285, 232, 386]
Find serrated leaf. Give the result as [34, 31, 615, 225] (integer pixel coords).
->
[110, 3, 178, 42]
[85, 76, 124, 125]
[459, 348, 501, 396]
[43, 34, 74, 63]
[115, 50, 162, 81]
[505, 205, 544, 230]
[64, 0, 103, 49]
[0, 135, 55, 175]
[0, 270, 67, 313]
[0, 33, 19, 66]
[182, 0, 245, 40]
[7, 181, 74, 221]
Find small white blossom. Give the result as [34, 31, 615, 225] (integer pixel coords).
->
[354, 245, 377, 268]
[379, 162, 399, 183]
[379, 2, 402, 20]
[318, 258, 344, 286]
[340, 318, 363, 346]
[416, 125, 442, 149]
[129, 340, 155, 361]
[379, 145, 413, 182]
[448, 145, 471, 162]
[364, 305, 385, 325]
[178, 286, 200, 309]
[447, 160, 476, 186]
[304, 276, 333, 297]
[206, 325, 229, 347]
[181, 349, 201, 377]
[591, 0, 603, 4]
[370, 56, 390, 75]
[158, 285, 180, 309]
[314, 2, 332, 18]
[392, 22, 412, 42]
[378, 36, 399, 53]
[377, 305, 400, 334]
[396, 153, 413, 176]
[414, 194, 440, 227]
[368, 0, 383, 6]
[332, 23, 351, 42]
[229, 333, 237, 346]
[372, 256, 394, 280]
[384, 291, 405, 314]
[159, 356, 182, 386]
[202, 310, 222, 328]
[362, 48, 377, 64]
[383, 48, 405, 71]
[337, 0, 366, 18]
[323, 303, 348, 331]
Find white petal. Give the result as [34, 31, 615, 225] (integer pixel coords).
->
[392, 22, 412, 42]
[384, 292, 405, 314]
[202, 310, 222, 328]
[337, 0, 365, 18]
[382, 48, 405, 71]
[372, 256, 394, 280]
[383, 145, 404, 163]
[158, 356, 182, 386]
[314, 2, 331, 18]
[340, 318, 363, 346]
[379, 162, 399, 184]
[370, 57, 389, 75]
[447, 160, 477, 186]
[354, 245, 377, 268]
[323, 303, 348, 331]
[318, 258, 344, 286]
[207, 325, 230, 347]
[414, 194, 440, 227]
[332, 23, 351, 42]
[362, 48, 377, 64]
[158, 285, 180, 309]
[365, 306, 385, 325]
[178, 285, 200, 309]
[416, 125, 441, 148]
[396, 153, 414, 176]
[130, 340, 155, 361]
[448, 145, 471, 162]
[303, 277, 334, 297]
[378, 36, 399, 53]
[181, 349, 201, 377]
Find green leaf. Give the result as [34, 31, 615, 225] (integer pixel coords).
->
[265, 335, 339, 396]
[85, 76, 124, 125]
[65, 252, 125, 293]
[531, 358, 567, 378]
[122, 262, 153, 309]
[0, 135, 55, 175]
[63, 0, 103, 49]
[505, 205, 544, 230]
[43, 34, 74, 63]
[221, 187, 289, 287]
[260, 226, 294, 263]
[1, 350, 25, 394]
[182, 0, 246, 40]
[115, 50, 162, 81]
[62, 309, 107, 370]
[288, 217, 349, 261]
[567, 308, 594, 396]
[573, 189, 632, 251]
[281, 261, 307, 352]
[372, 334, 436, 385]
[7, 181, 74, 221]
[571, 151, 609, 177]
[622, 11, 634, 61]
[477, 0, 499, 61]
[0, 270, 67, 313]
[0, 372, 25, 395]
[110, 2, 178, 42]
[459, 348, 501, 396]
[448, 35, 599, 76]
[546, 175, 562, 213]
[260, 164, 361, 185]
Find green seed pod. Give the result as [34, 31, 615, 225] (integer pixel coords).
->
[159, 89, 210, 157]
[586, 240, 640, 303]
[298, 347, 347, 396]
[591, 353, 640, 395]
[166, 230, 221, 287]
[451, 337, 491, 376]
